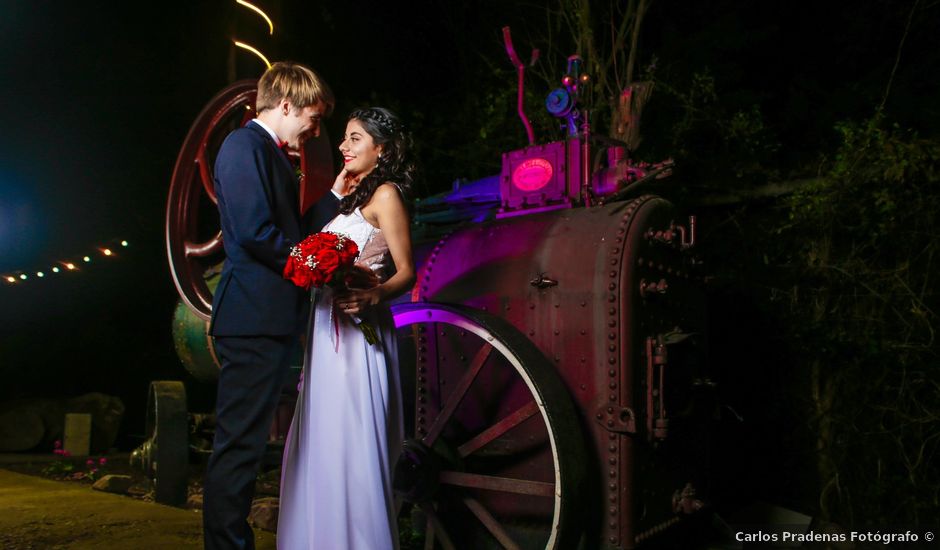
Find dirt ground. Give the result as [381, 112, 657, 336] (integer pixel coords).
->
[0, 453, 275, 550]
[0, 452, 424, 549]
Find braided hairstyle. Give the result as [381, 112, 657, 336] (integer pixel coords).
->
[338, 107, 415, 216]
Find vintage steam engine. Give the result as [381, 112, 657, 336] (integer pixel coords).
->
[142, 29, 713, 550]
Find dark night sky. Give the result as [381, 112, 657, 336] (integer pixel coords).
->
[0, 1, 937, 446]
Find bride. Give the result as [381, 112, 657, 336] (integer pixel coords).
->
[277, 107, 416, 549]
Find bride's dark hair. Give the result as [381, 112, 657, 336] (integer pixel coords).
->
[339, 107, 414, 216]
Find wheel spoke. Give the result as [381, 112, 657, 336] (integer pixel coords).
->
[184, 232, 223, 258]
[439, 471, 555, 498]
[419, 502, 456, 550]
[424, 515, 434, 550]
[461, 496, 522, 550]
[422, 342, 493, 446]
[457, 400, 539, 458]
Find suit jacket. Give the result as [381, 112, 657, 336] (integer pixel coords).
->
[210, 120, 339, 336]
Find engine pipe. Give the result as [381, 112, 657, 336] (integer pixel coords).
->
[502, 26, 537, 146]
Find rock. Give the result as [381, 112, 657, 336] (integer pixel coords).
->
[0, 409, 44, 451]
[248, 497, 279, 532]
[92, 474, 134, 495]
[186, 493, 203, 511]
[63, 393, 125, 453]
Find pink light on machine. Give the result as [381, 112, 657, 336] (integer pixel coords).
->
[511, 158, 554, 191]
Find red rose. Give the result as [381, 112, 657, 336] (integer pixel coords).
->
[283, 231, 361, 291]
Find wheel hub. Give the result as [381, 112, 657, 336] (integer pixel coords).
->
[393, 439, 441, 503]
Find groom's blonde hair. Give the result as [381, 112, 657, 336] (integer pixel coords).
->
[256, 61, 334, 115]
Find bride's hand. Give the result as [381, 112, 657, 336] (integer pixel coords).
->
[334, 287, 382, 316]
[344, 265, 380, 290]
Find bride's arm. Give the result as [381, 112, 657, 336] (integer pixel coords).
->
[335, 183, 415, 314]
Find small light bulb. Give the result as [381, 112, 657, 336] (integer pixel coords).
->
[37, 272, 44, 277]
[52, 267, 60, 273]
[19, 274, 27, 280]
[103, 249, 113, 256]
[83, 256, 91, 262]
[5, 276, 15, 283]
[66, 263, 76, 270]
[121, 240, 129, 247]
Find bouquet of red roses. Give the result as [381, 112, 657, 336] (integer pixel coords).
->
[283, 231, 377, 345]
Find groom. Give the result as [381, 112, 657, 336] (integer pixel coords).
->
[203, 61, 339, 550]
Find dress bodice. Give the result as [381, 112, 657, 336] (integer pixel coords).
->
[324, 208, 392, 280]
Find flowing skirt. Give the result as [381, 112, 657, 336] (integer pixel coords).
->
[277, 287, 403, 550]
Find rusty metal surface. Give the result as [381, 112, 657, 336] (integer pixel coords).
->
[415, 196, 707, 548]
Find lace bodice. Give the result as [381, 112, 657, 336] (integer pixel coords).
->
[324, 208, 392, 280]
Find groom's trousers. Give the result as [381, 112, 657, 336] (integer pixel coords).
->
[203, 334, 296, 550]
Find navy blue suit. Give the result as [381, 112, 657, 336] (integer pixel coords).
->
[204, 120, 338, 550]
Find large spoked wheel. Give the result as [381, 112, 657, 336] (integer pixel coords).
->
[165, 80, 334, 320]
[391, 303, 587, 550]
[130, 381, 189, 507]
[166, 80, 256, 320]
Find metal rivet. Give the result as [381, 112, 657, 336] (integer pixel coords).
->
[609, 470, 616, 478]
[609, 444, 616, 452]
[609, 382, 617, 389]
[554, 329, 560, 335]
[596, 412, 603, 420]
[609, 369, 616, 376]
[608, 357, 616, 364]
[609, 434, 616, 440]
[608, 332, 616, 340]
[608, 294, 616, 302]
[609, 483, 617, 490]
[580, 301, 587, 307]
[607, 407, 614, 414]
[609, 271, 617, 278]
[608, 319, 616, 327]
[528, 330, 535, 336]
[580, 329, 586, 335]
[610, 259, 618, 266]
[608, 344, 616, 352]
[529, 303, 535, 309]
[609, 457, 617, 465]
[609, 495, 616, 502]
[610, 394, 617, 401]
[609, 507, 616, 515]
[554, 303, 560, 308]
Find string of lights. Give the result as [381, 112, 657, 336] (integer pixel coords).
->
[5, 2, 271, 288]
[1, 239, 130, 286]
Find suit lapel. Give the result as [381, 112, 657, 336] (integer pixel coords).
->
[246, 121, 301, 219]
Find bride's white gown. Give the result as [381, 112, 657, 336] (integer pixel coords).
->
[278, 208, 403, 550]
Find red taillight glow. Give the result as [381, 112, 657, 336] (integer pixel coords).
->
[511, 158, 554, 191]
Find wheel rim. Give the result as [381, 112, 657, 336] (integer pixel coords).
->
[132, 380, 189, 507]
[165, 80, 334, 320]
[392, 303, 586, 550]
